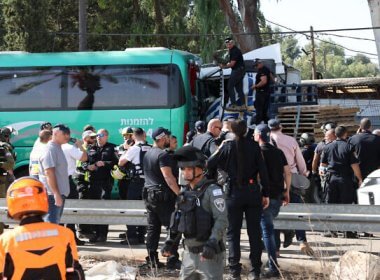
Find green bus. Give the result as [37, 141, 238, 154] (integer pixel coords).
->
[0, 48, 200, 178]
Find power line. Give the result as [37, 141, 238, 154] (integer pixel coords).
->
[317, 32, 375, 42]
[265, 19, 378, 57]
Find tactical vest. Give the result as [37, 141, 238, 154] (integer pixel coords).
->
[171, 181, 214, 241]
[123, 143, 152, 179]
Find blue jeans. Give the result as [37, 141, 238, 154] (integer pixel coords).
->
[44, 194, 66, 224]
[261, 198, 282, 273]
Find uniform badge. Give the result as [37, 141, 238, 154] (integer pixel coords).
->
[212, 188, 223, 196]
[214, 198, 225, 212]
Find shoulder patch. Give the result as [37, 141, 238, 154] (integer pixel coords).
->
[214, 197, 225, 212]
[212, 188, 223, 197]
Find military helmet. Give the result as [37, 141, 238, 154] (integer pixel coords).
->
[7, 177, 48, 220]
[299, 132, 315, 146]
[173, 146, 207, 169]
[321, 122, 337, 133]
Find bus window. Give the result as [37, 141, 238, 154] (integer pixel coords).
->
[0, 67, 63, 110]
[67, 65, 179, 110]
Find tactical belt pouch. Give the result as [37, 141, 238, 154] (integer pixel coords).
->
[187, 240, 225, 254]
[144, 185, 173, 204]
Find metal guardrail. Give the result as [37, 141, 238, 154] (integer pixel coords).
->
[1, 199, 380, 232]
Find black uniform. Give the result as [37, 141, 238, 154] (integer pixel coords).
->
[228, 45, 245, 106]
[321, 139, 359, 204]
[208, 137, 269, 277]
[348, 131, 380, 179]
[87, 142, 118, 240]
[116, 144, 130, 200]
[143, 147, 178, 265]
[190, 132, 217, 157]
[302, 144, 317, 173]
[254, 66, 271, 124]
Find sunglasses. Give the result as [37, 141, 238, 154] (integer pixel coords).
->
[97, 133, 105, 138]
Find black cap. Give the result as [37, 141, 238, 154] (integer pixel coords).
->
[53, 124, 70, 134]
[195, 120, 206, 133]
[152, 127, 171, 141]
[173, 146, 207, 168]
[254, 124, 271, 142]
[224, 37, 233, 43]
[268, 119, 281, 130]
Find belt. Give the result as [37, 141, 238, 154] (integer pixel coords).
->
[186, 245, 204, 254]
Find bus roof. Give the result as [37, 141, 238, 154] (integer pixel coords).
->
[0, 48, 195, 67]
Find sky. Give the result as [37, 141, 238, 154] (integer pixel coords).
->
[260, 0, 378, 63]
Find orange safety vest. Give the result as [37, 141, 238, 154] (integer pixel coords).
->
[0, 221, 82, 279]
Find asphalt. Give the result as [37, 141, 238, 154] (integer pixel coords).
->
[77, 225, 380, 279]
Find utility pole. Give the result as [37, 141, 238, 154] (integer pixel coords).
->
[79, 0, 87, 51]
[310, 26, 317, 80]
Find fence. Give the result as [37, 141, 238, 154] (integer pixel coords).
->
[1, 199, 380, 232]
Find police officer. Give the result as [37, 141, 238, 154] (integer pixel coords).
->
[320, 126, 363, 204]
[0, 127, 16, 235]
[142, 127, 181, 269]
[162, 145, 227, 279]
[348, 118, 380, 179]
[191, 119, 222, 157]
[116, 127, 135, 200]
[208, 119, 270, 280]
[118, 127, 151, 245]
[74, 130, 97, 238]
[299, 133, 320, 203]
[0, 177, 84, 279]
[86, 128, 118, 242]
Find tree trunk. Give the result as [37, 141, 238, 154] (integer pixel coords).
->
[153, 0, 166, 46]
[218, 0, 261, 53]
[368, 0, 380, 66]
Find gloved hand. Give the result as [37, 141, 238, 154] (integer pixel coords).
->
[161, 239, 175, 257]
[201, 238, 218, 260]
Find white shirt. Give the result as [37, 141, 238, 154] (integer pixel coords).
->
[120, 141, 151, 175]
[62, 143, 84, 176]
[29, 141, 47, 176]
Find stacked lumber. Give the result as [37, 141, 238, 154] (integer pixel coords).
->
[277, 105, 359, 141]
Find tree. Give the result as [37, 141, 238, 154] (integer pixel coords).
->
[294, 39, 378, 79]
[2, 0, 52, 52]
[218, 0, 261, 52]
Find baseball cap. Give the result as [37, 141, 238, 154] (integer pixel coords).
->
[254, 124, 271, 142]
[268, 119, 281, 130]
[152, 127, 171, 141]
[83, 124, 95, 132]
[195, 120, 206, 133]
[224, 37, 233, 43]
[121, 127, 133, 135]
[82, 130, 96, 140]
[53, 124, 70, 134]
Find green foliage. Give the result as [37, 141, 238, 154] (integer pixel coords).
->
[294, 39, 378, 79]
[2, 0, 52, 52]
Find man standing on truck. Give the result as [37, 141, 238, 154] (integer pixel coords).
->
[252, 59, 272, 125]
[220, 37, 246, 111]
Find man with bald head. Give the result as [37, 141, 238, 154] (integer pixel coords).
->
[348, 118, 380, 179]
[190, 119, 222, 157]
